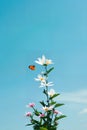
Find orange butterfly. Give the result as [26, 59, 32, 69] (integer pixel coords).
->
[28, 65, 35, 70]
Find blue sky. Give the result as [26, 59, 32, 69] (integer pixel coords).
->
[0, 0, 87, 130]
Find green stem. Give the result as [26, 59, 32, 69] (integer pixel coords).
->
[44, 65, 51, 128]
[44, 66, 49, 107]
[45, 65, 47, 73]
[46, 86, 49, 106]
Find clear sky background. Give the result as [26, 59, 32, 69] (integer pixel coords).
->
[0, 0, 87, 130]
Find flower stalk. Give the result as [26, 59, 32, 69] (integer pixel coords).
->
[25, 55, 66, 130]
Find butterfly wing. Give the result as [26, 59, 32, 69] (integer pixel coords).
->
[28, 65, 35, 70]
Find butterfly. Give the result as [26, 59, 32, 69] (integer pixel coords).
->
[28, 65, 35, 70]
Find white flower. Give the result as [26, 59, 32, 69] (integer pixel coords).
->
[48, 89, 56, 97]
[35, 55, 53, 66]
[42, 106, 53, 112]
[40, 81, 54, 87]
[35, 74, 46, 82]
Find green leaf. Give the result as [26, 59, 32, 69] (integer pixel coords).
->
[50, 93, 60, 100]
[50, 126, 57, 130]
[43, 89, 47, 95]
[47, 67, 54, 74]
[33, 124, 40, 130]
[26, 124, 33, 126]
[34, 110, 40, 116]
[55, 115, 66, 121]
[40, 101, 46, 107]
[54, 103, 64, 108]
[50, 101, 56, 106]
[44, 67, 54, 76]
[32, 119, 40, 124]
[40, 127, 48, 130]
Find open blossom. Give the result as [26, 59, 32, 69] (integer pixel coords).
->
[25, 112, 32, 117]
[48, 89, 55, 97]
[35, 74, 46, 82]
[40, 81, 54, 87]
[42, 106, 54, 112]
[27, 103, 35, 108]
[39, 113, 45, 118]
[35, 55, 53, 66]
[54, 110, 62, 115]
